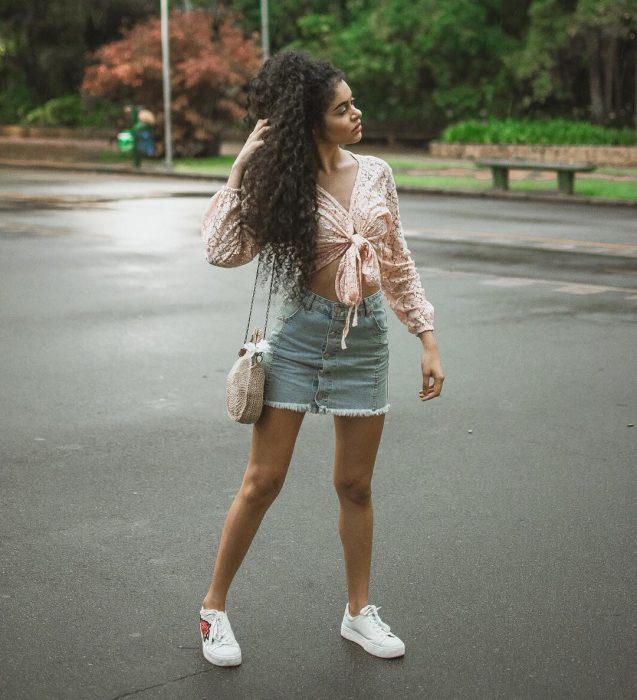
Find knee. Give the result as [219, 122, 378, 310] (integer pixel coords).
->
[241, 468, 285, 507]
[334, 477, 372, 505]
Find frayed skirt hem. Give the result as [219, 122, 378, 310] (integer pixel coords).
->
[263, 400, 390, 417]
[320, 404, 390, 417]
[262, 400, 310, 414]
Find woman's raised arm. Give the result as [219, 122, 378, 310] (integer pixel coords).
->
[201, 119, 271, 267]
[201, 185, 261, 267]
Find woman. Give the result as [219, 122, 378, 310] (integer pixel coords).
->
[199, 49, 444, 666]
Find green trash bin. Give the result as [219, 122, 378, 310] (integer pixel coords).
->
[117, 130, 135, 153]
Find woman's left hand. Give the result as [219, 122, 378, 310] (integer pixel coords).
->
[419, 339, 445, 401]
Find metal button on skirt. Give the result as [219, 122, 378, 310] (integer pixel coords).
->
[261, 288, 389, 416]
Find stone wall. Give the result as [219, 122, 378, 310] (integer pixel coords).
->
[0, 125, 114, 140]
[0, 126, 121, 162]
[0, 137, 115, 162]
[429, 142, 637, 167]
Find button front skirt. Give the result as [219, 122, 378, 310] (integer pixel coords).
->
[261, 289, 390, 416]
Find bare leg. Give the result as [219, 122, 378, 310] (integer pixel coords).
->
[202, 406, 305, 610]
[332, 413, 385, 616]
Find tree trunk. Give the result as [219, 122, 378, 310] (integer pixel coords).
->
[634, 44, 637, 131]
[338, 0, 349, 24]
[615, 37, 626, 115]
[602, 33, 618, 118]
[587, 30, 605, 124]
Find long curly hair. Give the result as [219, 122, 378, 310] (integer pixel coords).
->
[240, 49, 345, 296]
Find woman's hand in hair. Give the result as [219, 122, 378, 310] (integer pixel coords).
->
[232, 119, 270, 173]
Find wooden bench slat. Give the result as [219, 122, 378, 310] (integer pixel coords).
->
[475, 159, 595, 172]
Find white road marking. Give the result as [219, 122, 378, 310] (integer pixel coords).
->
[553, 284, 613, 295]
[480, 278, 536, 287]
[405, 227, 637, 258]
[419, 266, 637, 298]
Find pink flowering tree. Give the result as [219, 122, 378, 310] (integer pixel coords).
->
[81, 8, 262, 156]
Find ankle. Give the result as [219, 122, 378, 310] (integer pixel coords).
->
[348, 601, 368, 616]
[202, 598, 225, 612]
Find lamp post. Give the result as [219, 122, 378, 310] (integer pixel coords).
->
[260, 0, 270, 62]
[160, 0, 173, 167]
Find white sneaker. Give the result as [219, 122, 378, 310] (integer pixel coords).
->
[199, 607, 242, 666]
[340, 603, 405, 658]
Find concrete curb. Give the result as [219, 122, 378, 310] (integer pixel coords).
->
[1, 158, 636, 208]
[0, 191, 209, 207]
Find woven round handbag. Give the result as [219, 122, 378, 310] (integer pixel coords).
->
[225, 256, 273, 424]
[226, 328, 266, 423]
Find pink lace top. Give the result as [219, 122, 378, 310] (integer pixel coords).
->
[201, 152, 434, 349]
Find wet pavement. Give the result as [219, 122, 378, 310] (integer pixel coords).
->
[1, 167, 635, 699]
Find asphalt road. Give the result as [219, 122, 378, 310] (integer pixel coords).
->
[1, 167, 636, 699]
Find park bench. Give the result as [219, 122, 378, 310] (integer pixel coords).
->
[475, 158, 596, 195]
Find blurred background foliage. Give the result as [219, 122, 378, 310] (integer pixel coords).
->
[0, 0, 158, 123]
[0, 0, 636, 146]
[441, 118, 637, 145]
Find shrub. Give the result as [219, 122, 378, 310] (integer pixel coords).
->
[441, 118, 637, 145]
[0, 79, 38, 124]
[21, 95, 122, 128]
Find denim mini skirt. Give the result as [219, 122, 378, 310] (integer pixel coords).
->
[261, 288, 390, 416]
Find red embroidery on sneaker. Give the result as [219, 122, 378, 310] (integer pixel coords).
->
[200, 617, 211, 641]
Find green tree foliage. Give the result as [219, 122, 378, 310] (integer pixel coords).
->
[21, 95, 121, 128]
[221, 0, 636, 129]
[204, 0, 374, 51]
[1, 0, 635, 133]
[509, 0, 637, 125]
[248, 0, 522, 128]
[200, 0, 542, 128]
[81, 8, 261, 156]
[0, 0, 156, 122]
[574, 0, 637, 125]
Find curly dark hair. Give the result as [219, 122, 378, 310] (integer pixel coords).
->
[240, 49, 345, 296]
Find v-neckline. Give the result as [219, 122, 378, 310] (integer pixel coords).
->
[316, 151, 362, 216]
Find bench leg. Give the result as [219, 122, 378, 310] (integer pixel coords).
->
[557, 171, 574, 195]
[492, 167, 508, 190]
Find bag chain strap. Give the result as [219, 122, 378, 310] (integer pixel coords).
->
[243, 253, 274, 344]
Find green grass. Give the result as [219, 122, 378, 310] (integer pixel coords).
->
[387, 158, 476, 170]
[97, 151, 133, 163]
[95, 152, 637, 201]
[174, 155, 237, 174]
[569, 179, 637, 200]
[172, 155, 478, 173]
[394, 173, 490, 188]
[393, 173, 637, 200]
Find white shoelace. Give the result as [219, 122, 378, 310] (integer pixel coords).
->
[360, 604, 393, 635]
[204, 612, 232, 646]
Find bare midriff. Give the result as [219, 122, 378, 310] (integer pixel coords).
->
[308, 254, 381, 302]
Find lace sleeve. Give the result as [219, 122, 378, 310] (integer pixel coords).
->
[201, 185, 261, 267]
[378, 163, 434, 334]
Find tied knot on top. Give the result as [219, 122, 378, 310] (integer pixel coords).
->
[335, 227, 381, 349]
